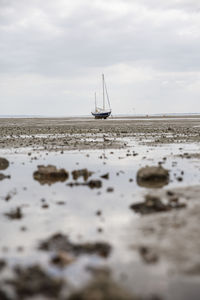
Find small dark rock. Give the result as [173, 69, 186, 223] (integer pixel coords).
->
[51, 251, 75, 267]
[139, 246, 159, 264]
[0, 158, 9, 170]
[67, 179, 102, 189]
[16, 246, 24, 252]
[42, 204, 49, 209]
[5, 207, 23, 220]
[56, 201, 65, 205]
[72, 169, 92, 181]
[107, 187, 114, 193]
[0, 174, 10, 181]
[177, 176, 183, 182]
[88, 180, 102, 189]
[5, 194, 11, 201]
[20, 226, 27, 231]
[0, 259, 6, 272]
[101, 173, 109, 180]
[96, 210, 102, 216]
[166, 190, 174, 196]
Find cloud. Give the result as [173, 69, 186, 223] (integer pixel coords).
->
[0, 0, 200, 115]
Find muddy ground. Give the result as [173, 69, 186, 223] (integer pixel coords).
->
[0, 116, 200, 150]
[0, 116, 200, 300]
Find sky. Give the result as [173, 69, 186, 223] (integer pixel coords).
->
[1, 0, 200, 116]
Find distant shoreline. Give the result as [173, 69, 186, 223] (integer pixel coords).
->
[1, 113, 200, 119]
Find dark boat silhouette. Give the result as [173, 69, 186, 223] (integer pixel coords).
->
[91, 74, 111, 119]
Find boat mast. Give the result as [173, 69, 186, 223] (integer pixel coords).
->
[102, 73, 105, 110]
[95, 92, 97, 111]
[104, 80, 111, 111]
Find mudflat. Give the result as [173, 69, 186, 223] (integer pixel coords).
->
[0, 116, 200, 300]
[0, 116, 200, 150]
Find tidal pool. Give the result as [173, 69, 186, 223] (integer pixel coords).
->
[1, 141, 200, 299]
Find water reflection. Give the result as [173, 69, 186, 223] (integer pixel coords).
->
[0, 142, 200, 299]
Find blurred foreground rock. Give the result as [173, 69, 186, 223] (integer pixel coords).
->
[0, 157, 9, 170]
[130, 194, 186, 214]
[68, 275, 141, 300]
[39, 233, 111, 258]
[137, 166, 169, 188]
[72, 168, 92, 181]
[33, 165, 69, 185]
[6, 265, 64, 299]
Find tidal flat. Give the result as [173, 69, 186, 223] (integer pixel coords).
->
[0, 116, 200, 300]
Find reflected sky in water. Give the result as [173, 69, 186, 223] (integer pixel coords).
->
[1, 141, 200, 298]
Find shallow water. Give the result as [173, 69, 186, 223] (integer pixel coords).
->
[1, 140, 200, 299]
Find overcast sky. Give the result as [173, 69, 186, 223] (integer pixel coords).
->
[1, 0, 200, 116]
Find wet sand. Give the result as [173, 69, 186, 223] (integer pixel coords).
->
[0, 116, 200, 300]
[0, 116, 200, 150]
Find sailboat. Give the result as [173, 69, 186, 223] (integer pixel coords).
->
[91, 74, 112, 119]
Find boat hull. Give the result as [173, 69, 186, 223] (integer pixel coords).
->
[91, 111, 111, 119]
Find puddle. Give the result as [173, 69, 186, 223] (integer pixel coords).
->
[1, 140, 200, 299]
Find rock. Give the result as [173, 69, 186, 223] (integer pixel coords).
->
[130, 194, 186, 215]
[0, 289, 10, 300]
[67, 179, 102, 189]
[50, 251, 75, 267]
[88, 180, 102, 189]
[139, 246, 159, 264]
[33, 165, 69, 185]
[7, 265, 64, 299]
[72, 168, 92, 181]
[16, 246, 24, 252]
[101, 173, 109, 180]
[96, 210, 102, 216]
[20, 226, 27, 231]
[4, 207, 23, 220]
[177, 176, 183, 182]
[74, 241, 111, 257]
[137, 166, 169, 188]
[0, 158, 9, 170]
[130, 195, 169, 214]
[107, 187, 114, 193]
[5, 194, 11, 201]
[0, 259, 6, 272]
[39, 233, 111, 258]
[166, 190, 174, 196]
[56, 201, 65, 205]
[0, 174, 10, 181]
[41, 204, 49, 209]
